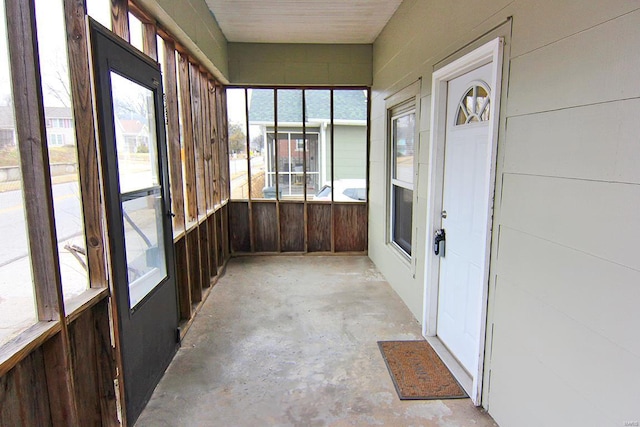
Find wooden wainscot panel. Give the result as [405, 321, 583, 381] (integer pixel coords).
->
[229, 201, 251, 253]
[220, 205, 231, 265]
[186, 229, 203, 304]
[221, 204, 230, 261]
[0, 346, 52, 426]
[207, 215, 218, 277]
[42, 332, 77, 426]
[279, 203, 304, 252]
[199, 222, 211, 289]
[253, 202, 278, 252]
[175, 237, 192, 320]
[215, 209, 224, 267]
[307, 203, 332, 252]
[92, 298, 118, 426]
[334, 203, 367, 252]
[68, 309, 101, 426]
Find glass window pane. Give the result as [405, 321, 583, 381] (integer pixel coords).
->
[35, 0, 90, 303]
[393, 112, 415, 184]
[128, 13, 144, 53]
[86, 0, 111, 30]
[304, 132, 320, 196]
[0, 0, 36, 346]
[457, 85, 490, 125]
[392, 185, 413, 255]
[122, 193, 167, 307]
[111, 72, 160, 194]
[333, 90, 367, 202]
[248, 88, 273, 200]
[276, 89, 303, 200]
[226, 88, 249, 199]
[304, 89, 330, 201]
[264, 132, 277, 198]
[111, 72, 167, 308]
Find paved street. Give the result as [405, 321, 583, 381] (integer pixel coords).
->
[0, 181, 84, 267]
[0, 180, 87, 345]
[0, 158, 265, 344]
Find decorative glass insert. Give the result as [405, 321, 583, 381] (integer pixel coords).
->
[456, 82, 490, 125]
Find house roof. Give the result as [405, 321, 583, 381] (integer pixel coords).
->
[118, 119, 148, 135]
[248, 89, 367, 123]
[0, 105, 73, 128]
[44, 106, 74, 119]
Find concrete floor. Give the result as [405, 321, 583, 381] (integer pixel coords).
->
[136, 256, 498, 427]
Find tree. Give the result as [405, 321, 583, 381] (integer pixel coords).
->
[41, 49, 71, 108]
[250, 134, 263, 154]
[228, 123, 246, 154]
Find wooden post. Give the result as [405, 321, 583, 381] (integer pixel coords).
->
[162, 39, 186, 234]
[64, 1, 123, 423]
[110, 0, 129, 42]
[6, 0, 63, 322]
[209, 80, 220, 208]
[142, 22, 158, 60]
[189, 63, 206, 218]
[177, 52, 197, 224]
[63, 0, 108, 289]
[5, 0, 79, 423]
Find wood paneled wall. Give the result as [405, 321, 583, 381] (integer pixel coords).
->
[230, 201, 367, 254]
[0, 298, 117, 427]
[0, 0, 231, 425]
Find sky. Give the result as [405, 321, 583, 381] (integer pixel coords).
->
[0, 0, 113, 108]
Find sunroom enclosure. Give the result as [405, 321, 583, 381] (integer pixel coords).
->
[0, 0, 230, 425]
[227, 87, 369, 254]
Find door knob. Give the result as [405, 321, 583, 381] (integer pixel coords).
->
[434, 229, 446, 256]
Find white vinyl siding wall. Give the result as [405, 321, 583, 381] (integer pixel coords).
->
[370, 0, 640, 425]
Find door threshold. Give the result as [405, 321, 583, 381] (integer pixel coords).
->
[424, 335, 474, 399]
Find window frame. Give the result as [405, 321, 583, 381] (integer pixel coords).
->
[385, 82, 420, 262]
[265, 130, 320, 198]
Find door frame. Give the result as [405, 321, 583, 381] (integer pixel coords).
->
[422, 37, 503, 405]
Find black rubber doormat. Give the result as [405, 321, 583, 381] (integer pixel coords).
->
[378, 340, 467, 400]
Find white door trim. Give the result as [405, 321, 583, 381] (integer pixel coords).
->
[422, 37, 503, 405]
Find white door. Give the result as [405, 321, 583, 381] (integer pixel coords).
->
[436, 62, 493, 376]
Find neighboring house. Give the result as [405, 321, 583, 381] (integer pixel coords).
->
[0, 105, 74, 148]
[0, 106, 16, 149]
[249, 89, 367, 198]
[44, 106, 74, 147]
[115, 117, 150, 153]
[3, 1, 639, 426]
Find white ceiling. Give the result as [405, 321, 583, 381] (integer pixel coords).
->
[204, 0, 404, 44]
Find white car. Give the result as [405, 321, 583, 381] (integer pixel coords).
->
[314, 179, 366, 202]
